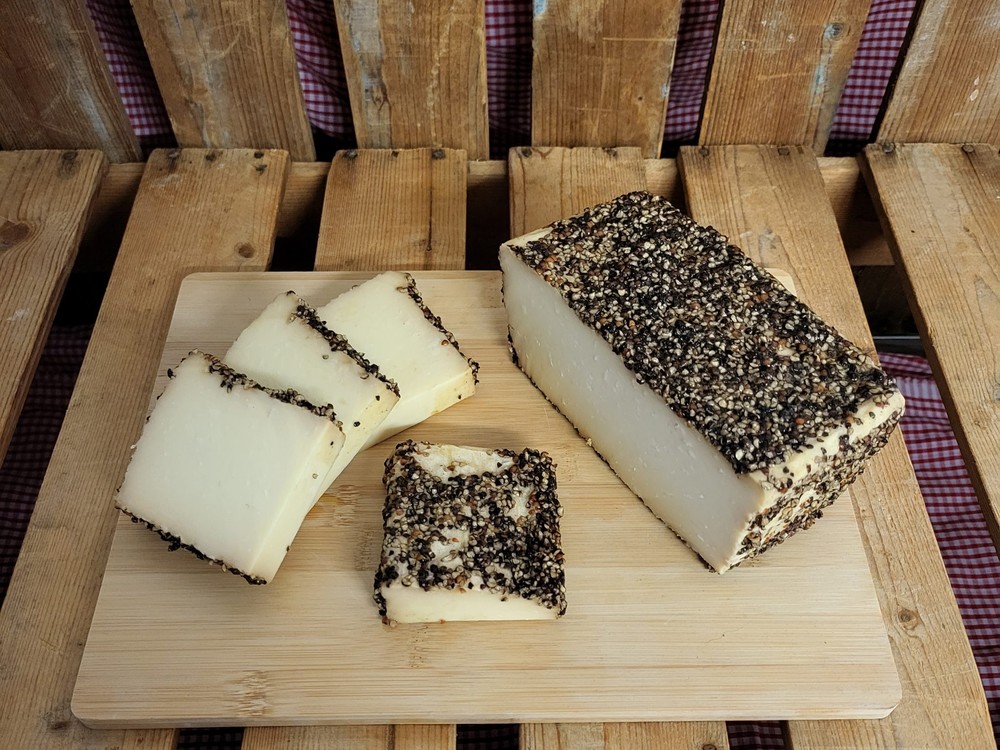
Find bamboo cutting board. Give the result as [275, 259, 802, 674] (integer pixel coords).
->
[73, 271, 900, 728]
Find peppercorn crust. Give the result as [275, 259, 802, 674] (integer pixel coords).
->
[374, 440, 566, 622]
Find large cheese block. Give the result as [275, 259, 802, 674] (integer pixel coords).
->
[500, 192, 904, 573]
[224, 291, 400, 497]
[374, 440, 566, 623]
[317, 272, 478, 449]
[115, 352, 345, 583]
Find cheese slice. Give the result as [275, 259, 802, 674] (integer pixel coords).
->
[115, 352, 345, 583]
[500, 192, 904, 573]
[375, 440, 566, 623]
[316, 272, 478, 449]
[224, 291, 399, 497]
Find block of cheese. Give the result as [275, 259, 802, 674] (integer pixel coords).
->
[374, 440, 566, 623]
[317, 272, 478, 449]
[500, 192, 904, 573]
[224, 291, 400, 497]
[115, 352, 345, 583]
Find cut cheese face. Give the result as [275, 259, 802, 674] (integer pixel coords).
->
[375, 441, 566, 623]
[501, 192, 904, 573]
[317, 272, 478, 449]
[115, 352, 345, 583]
[224, 291, 399, 497]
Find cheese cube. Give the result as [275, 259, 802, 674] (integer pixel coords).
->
[224, 291, 400, 497]
[374, 441, 566, 623]
[500, 192, 904, 573]
[317, 272, 478, 449]
[115, 352, 345, 583]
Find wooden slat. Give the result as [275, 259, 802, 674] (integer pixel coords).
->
[314, 148, 467, 271]
[879, 1, 1000, 143]
[508, 146, 647, 235]
[0, 0, 140, 162]
[0, 147, 288, 750]
[333, 0, 489, 160]
[531, 0, 681, 157]
[700, 0, 871, 153]
[0, 150, 105, 460]
[131, 0, 315, 160]
[509, 144, 729, 750]
[242, 147, 466, 750]
[862, 142, 1000, 548]
[678, 144, 994, 750]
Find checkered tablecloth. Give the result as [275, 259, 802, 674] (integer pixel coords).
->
[85, 0, 918, 157]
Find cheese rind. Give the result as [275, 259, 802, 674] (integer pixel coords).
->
[317, 272, 478, 449]
[224, 291, 400, 497]
[501, 192, 904, 572]
[115, 352, 345, 583]
[375, 440, 566, 623]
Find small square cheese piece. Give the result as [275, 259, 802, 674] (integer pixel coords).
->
[115, 352, 345, 583]
[375, 440, 566, 623]
[500, 192, 904, 573]
[224, 291, 400, 498]
[317, 272, 478, 449]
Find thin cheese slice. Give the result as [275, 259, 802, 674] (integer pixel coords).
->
[500, 192, 904, 573]
[317, 272, 478, 449]
[224, 291, 400, 498]
[115, 352, 345, 583]
[375, 440, 566, 623]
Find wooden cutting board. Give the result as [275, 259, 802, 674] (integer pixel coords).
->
[72, 271, 900, 728]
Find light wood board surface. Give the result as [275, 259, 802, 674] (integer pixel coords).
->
[678, 144, 994, 749]
[74, 271, 898, 728]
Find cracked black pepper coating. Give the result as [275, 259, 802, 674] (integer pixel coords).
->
[374, 440, 565, 620]
[509, 191, 901, 475]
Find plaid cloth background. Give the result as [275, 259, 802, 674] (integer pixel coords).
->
[6, 1, 998, 748]
[84, 0, 919, 157]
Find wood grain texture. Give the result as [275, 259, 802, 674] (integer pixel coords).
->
[0, 148, 288, 750]
[0, 150, 106, 460]
[243, 724, 455, 750]
[508, 144, 731, 750]
[678, 144, 994, 750]
[879, 0, 1000, 143]
[700, 0, 871, 152]
[0, 0, 139, 162]
[531, 0, 681, 157]
[522, 721, 730, 750]
[508, 146, 647, 235]
[862, 143, 1000, 552]
[333, 0, 488, 159]
[131, 0, 315, 160]
[315, 148, 467, 271]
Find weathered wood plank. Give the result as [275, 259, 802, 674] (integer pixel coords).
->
[531, 0, 681, 157]
[131, 0, 315, 160]
[0, 0, 140, 162]
[879, 1, 1000, 143]
[333, 0, 489, 160]
[862, 142, 1000, 552]
[700, 0, 871, 153]
[510, 144, 730, 750]
[243, 724, 456, 750]
[0, 148, 288, 750]
[315, 148, 467, 271]
[678, 143, 994, 750]
[0, 150, 106, 460]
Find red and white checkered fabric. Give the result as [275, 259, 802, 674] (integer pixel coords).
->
[84, 0, 920, 156]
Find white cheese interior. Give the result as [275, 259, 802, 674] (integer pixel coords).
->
[224, 292, 398, 497]
[384, 573, 559, 623]
[115, 354, 344, 582]
[317, 272, 476, 449]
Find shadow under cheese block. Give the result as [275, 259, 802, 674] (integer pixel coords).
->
[374, 440, 566, 623]
[115, 352, 345, 583]
[225, 291, 400, 501]
[499, 192, 904, 573]
[316, 272, 479, 450]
